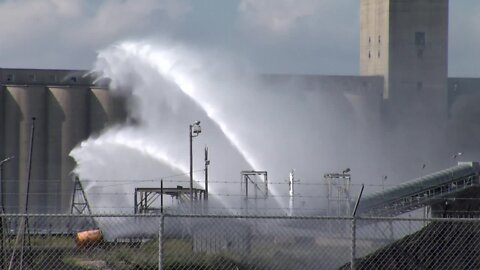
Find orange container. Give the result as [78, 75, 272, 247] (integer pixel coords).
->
[75, 229, 103, 247]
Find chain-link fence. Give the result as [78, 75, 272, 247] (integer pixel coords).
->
[0, 214, 480, 269]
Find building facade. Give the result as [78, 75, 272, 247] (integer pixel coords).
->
[0, 69, 124, 213]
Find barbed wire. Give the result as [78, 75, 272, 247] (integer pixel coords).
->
[0, 178, 429, 189]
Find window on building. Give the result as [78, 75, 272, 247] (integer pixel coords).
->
[415, 32, 426, 47]
[368, 51, 371, 59]
[6, 74, 14, 82]
[369, 36, 371, 44]
[378, 51, 380, 58]
[70, 76, 77, 83]
[378, 35, 381, 43]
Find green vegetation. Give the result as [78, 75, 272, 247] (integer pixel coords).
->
[2, 234, 350, 269]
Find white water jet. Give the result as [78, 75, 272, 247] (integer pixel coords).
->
[71, 40, 360, 218]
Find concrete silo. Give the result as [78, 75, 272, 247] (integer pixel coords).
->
[47, 86, 88, 213]
[89, 87, 119, 135]
[0, 86, 4, 212]
[0, 86, 4, 172]
[89, 86, 127, 137]
[3, 86, 47, 213]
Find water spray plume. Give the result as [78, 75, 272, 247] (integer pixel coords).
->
[71, 40, 358, 217]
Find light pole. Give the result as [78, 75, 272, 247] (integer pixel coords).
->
[204, 147, 209, 200]
[189, 121, 202, 208]
[382, 175, 387, 200]
[421, 163, 426, 179]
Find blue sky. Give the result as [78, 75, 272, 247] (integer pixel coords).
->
[0, 0, 478, 77]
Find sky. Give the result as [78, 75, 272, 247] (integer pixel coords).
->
[0, 0, 478, 77]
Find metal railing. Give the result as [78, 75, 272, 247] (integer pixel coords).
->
[0, 213, 479, 269]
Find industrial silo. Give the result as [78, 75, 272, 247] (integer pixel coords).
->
[0, 86, 4, 174]
[47, 86, 88, 213]
[89, 87, 113, 135]
[3, 86, 47, 213]
[0, 86, 4, 212]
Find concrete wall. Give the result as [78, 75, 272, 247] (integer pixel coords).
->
[360, 0, 390, 98]
[361, 0, 449, 119]
[6, 85, 46, 212]
[48, 86, 89, 212]
[0, 68, 123, 213]
[0, 68, 97, 86]
[360, 0, 451, 181]
[0, 87, 4, 210]
[388, 0, 448, 123]
[89, 87, 126, 135]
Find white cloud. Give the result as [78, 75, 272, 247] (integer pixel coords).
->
[238, 0, 325, 33]
[0, 0, 191, 67]
[80, 0, 191, 43]
[0, 0, 82, 48]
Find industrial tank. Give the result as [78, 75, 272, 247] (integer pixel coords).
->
[3, 86, 47, 213]
[75, 229, 103, 248]
[90, 87, 127, 133]
[89, 87, 115, 135]
[47, 86, 88, 212]
[0, 86, 4, 178]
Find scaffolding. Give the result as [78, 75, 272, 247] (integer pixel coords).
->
[241, 171, 268, 199]
[324, 171, 352, 217]
[71, 176, 93, 215]
[241, 170, 268, 214]
[70, 176, 96, 231]
[134, 185, 206, 214]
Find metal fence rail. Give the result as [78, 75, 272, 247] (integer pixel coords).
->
[0, 214, 480, 269]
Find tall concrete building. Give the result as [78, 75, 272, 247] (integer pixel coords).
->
[360, 0, 448, 123]
[359, 0, 457, 178]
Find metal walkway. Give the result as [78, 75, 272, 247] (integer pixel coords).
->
[357, 162, 480, 217]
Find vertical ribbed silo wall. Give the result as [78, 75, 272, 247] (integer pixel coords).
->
[3, 88, 20, 212]
[0, 86, 4, 177]
[4, 86, 47, 213]
[47, 86, 88, 213]
[111, 94, 127, 124]
[89, 87, 111, 135]
[0, 86, 4, 212]
[90, 87, 128, 135]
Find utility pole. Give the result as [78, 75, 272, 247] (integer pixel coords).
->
[189, 121, 201, 211]
[204, 147, 209, 200]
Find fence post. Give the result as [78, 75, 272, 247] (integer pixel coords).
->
[351, 216, 356, 270]
[159, 214, 165, 270]
[351, 184, 364, 270]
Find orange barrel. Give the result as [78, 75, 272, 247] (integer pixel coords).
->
[75, 229, 103, 247]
